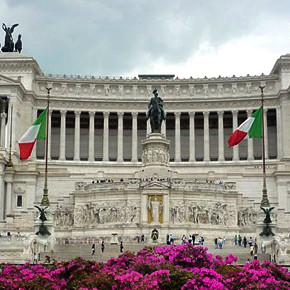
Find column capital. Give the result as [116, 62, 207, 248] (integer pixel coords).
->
[263, 108, 268, 113]
[217, 111, 224, 117]
[89, 111, 95, 117]
[48, 109, 53, 115]
[203, 111, 210, 117]
[60, 110, 67, 116]
[132, 112, 138, 118]
[74, 110, 81, 116]
[232, 110, 238, 117]
[103, 112, 110, 118]
[189, 111, 195, 117]
[117, 111, 124, 117]
[174, 112, 181, 117]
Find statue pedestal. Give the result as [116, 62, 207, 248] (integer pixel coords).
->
[256, 210, 277, 256]
[34, 207, 54, 253]
[142, 133, 170, 167]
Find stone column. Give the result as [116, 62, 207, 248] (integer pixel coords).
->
[131, 112, 138, 162]
[48, 110, 52, 160]
[189, 112, 195, 162]
[161, 119, 166, 137]
[218, 111, 225, 161]
[31, 109, 38, 160]
[0, 111, 6, 148]
[141, 194, 148, 224]
[264, 108, 269, 159]
[162, 194, 169, 224]
[89, 111, 95, 162]
[117, 112, 124, 162]
[203, 111, 210, 161]
[74, 111, 81, 161]
[102, 112, 109, 161]
[175, 112, 181, 162]
[0, 163, 4, 221]
[276, 107, 282, 159]
[59, 110, 66, 160]
[232, 110, 239, 161]
[4, 168, 14, 217]
[247, 109, 254, 160]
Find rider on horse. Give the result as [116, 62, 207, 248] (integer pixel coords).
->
[147, 89, 166, 133]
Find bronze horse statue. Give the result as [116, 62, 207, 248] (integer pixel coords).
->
[147, 89, 165, 133]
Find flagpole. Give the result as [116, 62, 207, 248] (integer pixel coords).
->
[6, 103, 13, 167]
[259, 85, 270, 207]
[40, 88, 51, 207]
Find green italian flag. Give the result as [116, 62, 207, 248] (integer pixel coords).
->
[18, 108, 47, 160]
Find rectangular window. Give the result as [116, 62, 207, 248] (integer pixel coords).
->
[16, 195, 23, 207]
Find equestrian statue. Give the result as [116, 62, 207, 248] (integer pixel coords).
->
[146, 89, 166, 133]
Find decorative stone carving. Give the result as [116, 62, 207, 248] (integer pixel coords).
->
[142, 133, 170, 166]
[74, 202, 140, 227]
[170, 202, 237, 226]
[75, 182, 87, 191]
[53, 205, 74, 227]
[237, 207, 258, 227]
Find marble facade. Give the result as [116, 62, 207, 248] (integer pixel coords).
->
[0, 53, 290, 242]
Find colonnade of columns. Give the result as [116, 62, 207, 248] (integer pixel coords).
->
[35, 108, 280, 162]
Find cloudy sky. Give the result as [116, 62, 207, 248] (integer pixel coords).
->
[1, 0, 289, 78]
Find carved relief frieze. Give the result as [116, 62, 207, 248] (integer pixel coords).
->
[53, 205, 74, 228]
[74, 202, 140, 227]
[170, 201, 237, 226]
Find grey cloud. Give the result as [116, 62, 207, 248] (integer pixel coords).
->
[0, 0, 289, 76]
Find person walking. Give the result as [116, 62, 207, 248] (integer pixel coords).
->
[101, 241, 105, 253]
[120, 241, 124, 253]
[243, 236, 247, 248]
[91, 243, 96, 255]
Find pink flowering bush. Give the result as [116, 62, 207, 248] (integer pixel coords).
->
[0, 244, 289, 289]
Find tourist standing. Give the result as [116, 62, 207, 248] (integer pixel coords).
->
[188, 235, 192, 244]
[141, 234, 145, 243]
[214, 237, 218, 249]
[192, 234, 196, 245]
[181, 235, 186, 244]
[250, 245, 254, 256]
[101, 241, 105, 253]
[218, 237, 223, 249]
[243, 236, 247, 248]
[92, 243, 96, 255]
[248, 237, 254, 247]
[33, 253, 38, 264]
[254, 242, 258, 254]
[238, 235, 242, 246]
[120, 241, 124, 253]
[166, 234, 170, 245]
[234, 234, 238, 246]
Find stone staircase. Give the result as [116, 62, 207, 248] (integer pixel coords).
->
[40, 242, 271, 265]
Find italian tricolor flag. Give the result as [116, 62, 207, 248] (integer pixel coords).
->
[228, 106, 263, 147]
[18, 108, 47, 160]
